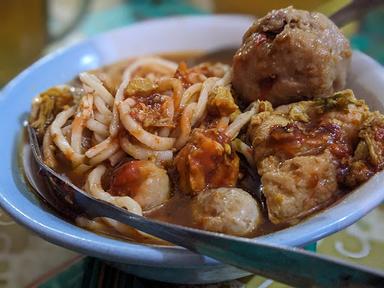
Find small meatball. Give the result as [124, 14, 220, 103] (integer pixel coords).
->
[174, 129, 239, 195]
[232, 7, 351, 106]
[109, 160, 170, 210]
[261, 151, 338, 225]
[191, 188, 261, 236]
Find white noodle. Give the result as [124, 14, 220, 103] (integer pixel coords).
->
[187, 70, 231, 128]
[215, 69, 232, 87]
[94, 95, 112, 115]
[225, 103, 259, 139]
[123, 57, 178, 81]
[93, 133, 106, 144]
[73, 163, 92, 174]
[191, 77, 218, 126]
[110, 57, 178, 137]
[120, 137, 173, 162]
[85, 137, 113, 158]
[50, 107, 84, 165]
[70, 116, 84, 154]
[163, 97, 175, 123]
[109, 150, 126, 166]
[110, 82, 128, 137]
[180, 83, 202, 107]
[158, 127, 170, 137]
[175, 102, 196, 149]
[86, 119, 109, 138]
[71, 94, 94, 154]
[79, 72, 114, 107]
[94, 111, 112, 125]
[118, 100, 175, 150]
[157, 77, 182, 109]
[232, 139, 255, 167]
[217, 116, 230, 131]
[61, 124, 72, 139]
[89, 141, 120, 166]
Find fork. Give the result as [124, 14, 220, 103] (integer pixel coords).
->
[25, 123, 384, 287]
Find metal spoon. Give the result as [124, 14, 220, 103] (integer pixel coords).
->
[25, 123, 384, 287]
[187, 0, 384, 66]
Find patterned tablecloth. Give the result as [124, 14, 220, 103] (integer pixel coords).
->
[2, 1, 384, 287]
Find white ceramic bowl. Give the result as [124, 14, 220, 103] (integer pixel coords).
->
[1, 15, 384, 284]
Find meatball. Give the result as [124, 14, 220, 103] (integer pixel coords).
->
[232, 7, 352, 106]
[191, 188, 261, 236]
[109, 160, 170, 210]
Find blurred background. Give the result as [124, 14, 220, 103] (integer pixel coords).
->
[1, 0, 384, 87]
[0, 1, 384, 287]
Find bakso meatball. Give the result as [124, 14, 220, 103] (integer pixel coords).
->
[109, 160, 170, 210]
[232, 7, 352, 106]
[191, 188, 261, 236]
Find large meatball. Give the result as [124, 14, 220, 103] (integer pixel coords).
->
[191, 188, 261, 236]
[232, 7, 352, 106]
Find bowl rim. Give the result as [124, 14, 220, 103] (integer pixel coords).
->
[1, 14, 384, 268]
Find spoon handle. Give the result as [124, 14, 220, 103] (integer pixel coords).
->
[81, 192, 384, 288]
[330, 0, 384, 27]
